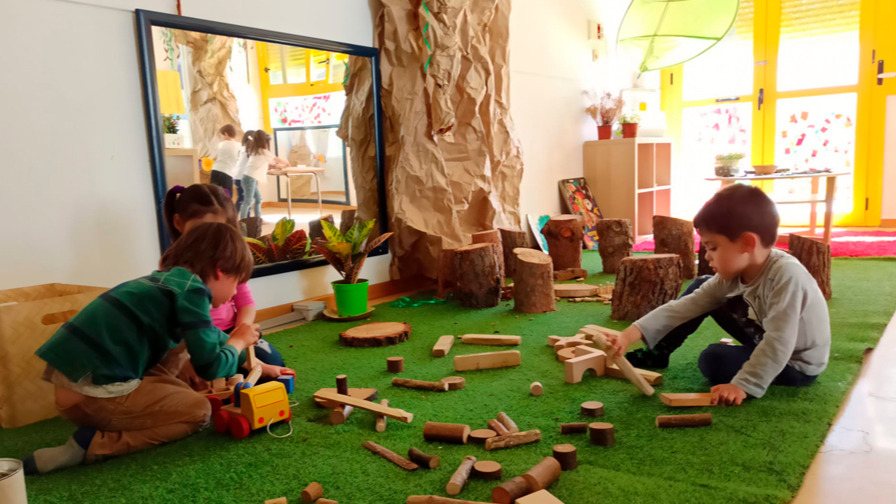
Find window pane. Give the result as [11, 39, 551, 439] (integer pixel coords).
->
[284, 47, 307, 84]
[777, 0, 860, 91]
[310, 51, 328, 82]
[682, 0, 754, 101]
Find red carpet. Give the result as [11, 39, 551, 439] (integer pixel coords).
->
[632, 230, 896, 258]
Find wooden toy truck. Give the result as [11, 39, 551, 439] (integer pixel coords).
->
[209, 381, 291, 439]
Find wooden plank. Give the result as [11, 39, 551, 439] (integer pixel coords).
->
[313, 390, 413, 423]
[313, 387, 378, 408]
[580, 325, 654, 396]
[660, 393, 714, 407]
[454, 350, 521, 371]
[605, 363, 663, 385]
[460, 334, 521, 346]
[432, 335, 455, 357]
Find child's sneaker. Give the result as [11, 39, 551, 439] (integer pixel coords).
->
[625, 348, 670, 369]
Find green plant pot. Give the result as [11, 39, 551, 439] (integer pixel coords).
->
[332, 279, 369, 317]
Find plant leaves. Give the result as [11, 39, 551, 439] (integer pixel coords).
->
[321, 219, 345, 244]
[283, 230, 308, 259]
[348, 219, 376, 254]
[272, 218, 295, 246]
[245, 239, 269, 265]
[327, 241, 353, 258]
[311, 241, 347, 279]
[347, 232, 393, 284]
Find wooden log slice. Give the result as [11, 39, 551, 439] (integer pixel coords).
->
[301, 482, 323, 503]
[423, 421, 471, 444]
[697, 241, 713, 276]
[453, 243, 502, 308]
[588, 422, 615, 446]
[596, 218, 633, 273]
[469, 429, 497, 444]
[386, 356, 405, 373]
[472, 460, 503, 480]
[611, 254, 683, 321]
[340, 322, 411, 347]
[530, 381, 543, 396]
[559, 422, 588, 434]
[499, 228, 531, 278]
[580, 401, 604, 416]
[553, 284, 600, 298]
[472, 230, 505, 283]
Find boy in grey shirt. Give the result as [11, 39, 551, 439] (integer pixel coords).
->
[605, 185, 830, 405]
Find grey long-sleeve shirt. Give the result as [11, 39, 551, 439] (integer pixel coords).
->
[633, 248, 830, 398]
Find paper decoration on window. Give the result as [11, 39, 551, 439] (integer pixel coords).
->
[269, 92, 346, 127]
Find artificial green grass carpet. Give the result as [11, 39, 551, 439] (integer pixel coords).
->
[3, 253, 896, 504]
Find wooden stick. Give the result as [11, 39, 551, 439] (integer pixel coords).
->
[407, 496, 493, 504]
[521, 457, 562, 492]
[605, 362, 663, 385]
[301, 482, 323, 503]
[432, 335, 455, 357]
[484, 429, 541, 451]
[496, 412, 519, 433]
[580, 326, 655, 396]
[423, 421, 471, 444]
[313, 390, 413, 423]
[656, 413, 713, 428]
[491, 476, 532, 504]
[362, 440, 419, 471]
[317, 500, 339, 504]
[559, 422, 588, 434]
[408, 447, 440, 469]
[460, 334, 521, 346]
[392, 377, 449, 391]
[246, 345, 258, 369]
[660, 393, 715, 407]
[245, 364, 263, 386]
[375, 399, 389, 432]
[488, 419, 510, 436]
[552, 444, 578, 470]
[446, 455, 477, 495]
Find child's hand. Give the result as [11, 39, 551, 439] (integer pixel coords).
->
[711, 383, 747, 406]
[227, 322, 260, 352]
[603, 325, 643, 358]
[260, 363, 296, 380]
[176, 362, 208, 391]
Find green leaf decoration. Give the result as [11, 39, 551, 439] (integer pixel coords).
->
[321, 219, 345, 244]
[272, 218, 295, 246]
[348, 219, 376, 254]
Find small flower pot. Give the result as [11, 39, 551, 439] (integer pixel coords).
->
[332, 279, 369, 317]
[622, 123, 639, 138]
[597, 125, 613, 140]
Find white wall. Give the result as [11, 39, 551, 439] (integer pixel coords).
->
[882, 95, 896, 220]
[0, 0, 387, 308]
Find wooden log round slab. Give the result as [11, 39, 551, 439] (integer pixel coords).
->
[559, 422, 588, 434]
[469, 429, 497, 444]
[491, 476, 532, 504]
[552, 444, 578, 470]
[612, 254, 683, 321]
[499, 228, 531, 278]
[588, 422, 615, 446]
[472, 460, 503, 480]
[488, 419, 510, 436]
[697, 241, 713, 276]
[424, 421, 471, 444]
[386, 356, 405, 373]
[336, 374, 348, 396]
[408, 447, 440, 469]
[512, 248, 556, 314]
[302, 482, 323, 503]
[788, 234, 832, 300]
[580, 401, 604, 416]
[472, 230, 505, 282]
[541, 215, 584, 270]
[596, 218, 633, 273]
[553, 284, 600, 298]
[446, 455, 477, 495]
[521, 456, 562, 492]
[656, 413, 713, 428]
[441, 376, 466, 390]
[530, 381, 543, 396]
[653, 216, 697, 280]
[340, 322, 411, 347]
[453, 243, 502, 308]
[438, 248, 456, 299]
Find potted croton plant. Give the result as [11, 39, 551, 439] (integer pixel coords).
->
[312, 218, 393, 317]
[245, 218, 309, 264]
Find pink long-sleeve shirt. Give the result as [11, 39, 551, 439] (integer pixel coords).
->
[210, 282, 255, 331]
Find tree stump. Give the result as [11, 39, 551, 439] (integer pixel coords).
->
[697, 241, 713, 276]
[437, 248, 456, 298]
[788, 234, 832, 300]
[472, 230, 504, 283]
[339, 322, 411, 347]
[499, 228, 531, 278]
[512, 249, 555, 314]
[596, 218, 633, 273]
[453, 243, 502, 308]
[541, 215, 584, 270]
[653, 216, 696, 280]
[611, 254, 683, 321]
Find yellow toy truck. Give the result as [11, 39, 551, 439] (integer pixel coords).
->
[209, 381, 292, 439]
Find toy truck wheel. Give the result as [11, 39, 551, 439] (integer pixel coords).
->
[212, 409, 231, 434]
[229, 414, 252, 439]
[207, 395, 224, 414]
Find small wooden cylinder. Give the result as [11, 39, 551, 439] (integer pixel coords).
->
[580, 401, 604, 416]
[491, 476, 532, 504]
[423, 421, 471, 444]
[446, 455, 477, 495]
[472, 460, 503, 480]
[541, 215, 584, 270]
[596, 218, 633, 274]
[499, 227, 531, 278]
[330, 405, 353, 425]
[472, 230, 505, 282]
[336, 374, 348, 396]
[469, 429, 497, 444]
[497, 412, 519, 433]
[512, 248, 556, 314]
[301, 482, 323, 503]
[552, 444, 578, 471]
[387, 356, 405, 373]
[521, 456, 562, 492]
[488, 419, 510, 436]
[588, 422, 615, 446]
[375, 399, 389, 432]
[559, 422, 588, 434]
[408, 447, 440, 469]
[441, 376, 466, 390]
[530, 382, 543, 396]
[453, 243, 502, 308]
[656, 413, 713, 429]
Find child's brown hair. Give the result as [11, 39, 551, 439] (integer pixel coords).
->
[246, 129, 271, 157]
[219, 124, 237, 138]
[694, 184, 780, 247]
[241, 129, 254, 147]
[163, 184, 238, 241]
[159, 222, 253, 283]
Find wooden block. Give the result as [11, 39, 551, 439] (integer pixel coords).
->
[408, 447, 440, 469]
[461, 334, 521, 346]
[605, 363, 663, 386]
[362, 440, 419, 471]
[392, 377, 449, 391]
[485, 430, 541, 451]
[516, 489, 565, 504]
[564, 347, 606, 384]
[245, 364, 263, 386]
[559, 422, 588, 434]
[265, 498, 288, 504]
[497, 412, 519, 433]
[580, 326, 655, 396]
[313, 388, 378, 408]
[246, 345, 258, 370]
[553, 284, 600, 298]
[555, 347, 580, 362]
[317, 500, 339, 504]
[547, 333, 592, 350]
[340, 322, 411, 347]
[446, 455, 477, 495]
[312, 390, 413, 423]
[660, 393, 715, 407]
[530, 382, 543, 396]
[387, 356, 405, 373]
[423, 421, 471, 444]
[521, 457, 561, 492]
[472, 460, 503, 480]
[301, 482, 323, 503]
[454, 350, 521, 371]
[491, 476, 532, 504]
[211, 377, 226, 391]
[488, 418, 511, 436]
[375, 399, 389, 432]
[553, 268, 588, 281]
[789, 233, 832, 300]
[469, 429, 497, 444]
[656, 413, 712, 428]
[441, 376, 467, 390]
[588, 422, 615, 446]
[432, 335, 455, 357]
[552, 444, 578, 471]
[580, 401, 604, 417]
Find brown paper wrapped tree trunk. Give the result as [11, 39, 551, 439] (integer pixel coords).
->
[472, 230, 504, 282]
[499, 228, 530, 278]
[653, 216, 696, 280]
[541, 215, 583, 270]
[788, 234, 832, 300]
[453, 243, 502, 308]
[697, 241, 713, 276]
[512, 249, 555, 314]
[597, 219, 633, 273]
[612, 254, 683, 321]
[438, 248, 456, 298]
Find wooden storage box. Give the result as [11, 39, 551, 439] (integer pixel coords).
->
[0, 283, 106, 428]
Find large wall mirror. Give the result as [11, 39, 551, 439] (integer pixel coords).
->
[135, 10, 387, 278]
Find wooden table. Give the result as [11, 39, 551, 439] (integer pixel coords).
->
[269, 166, 326, 219]
[705, 171, 849, 244]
